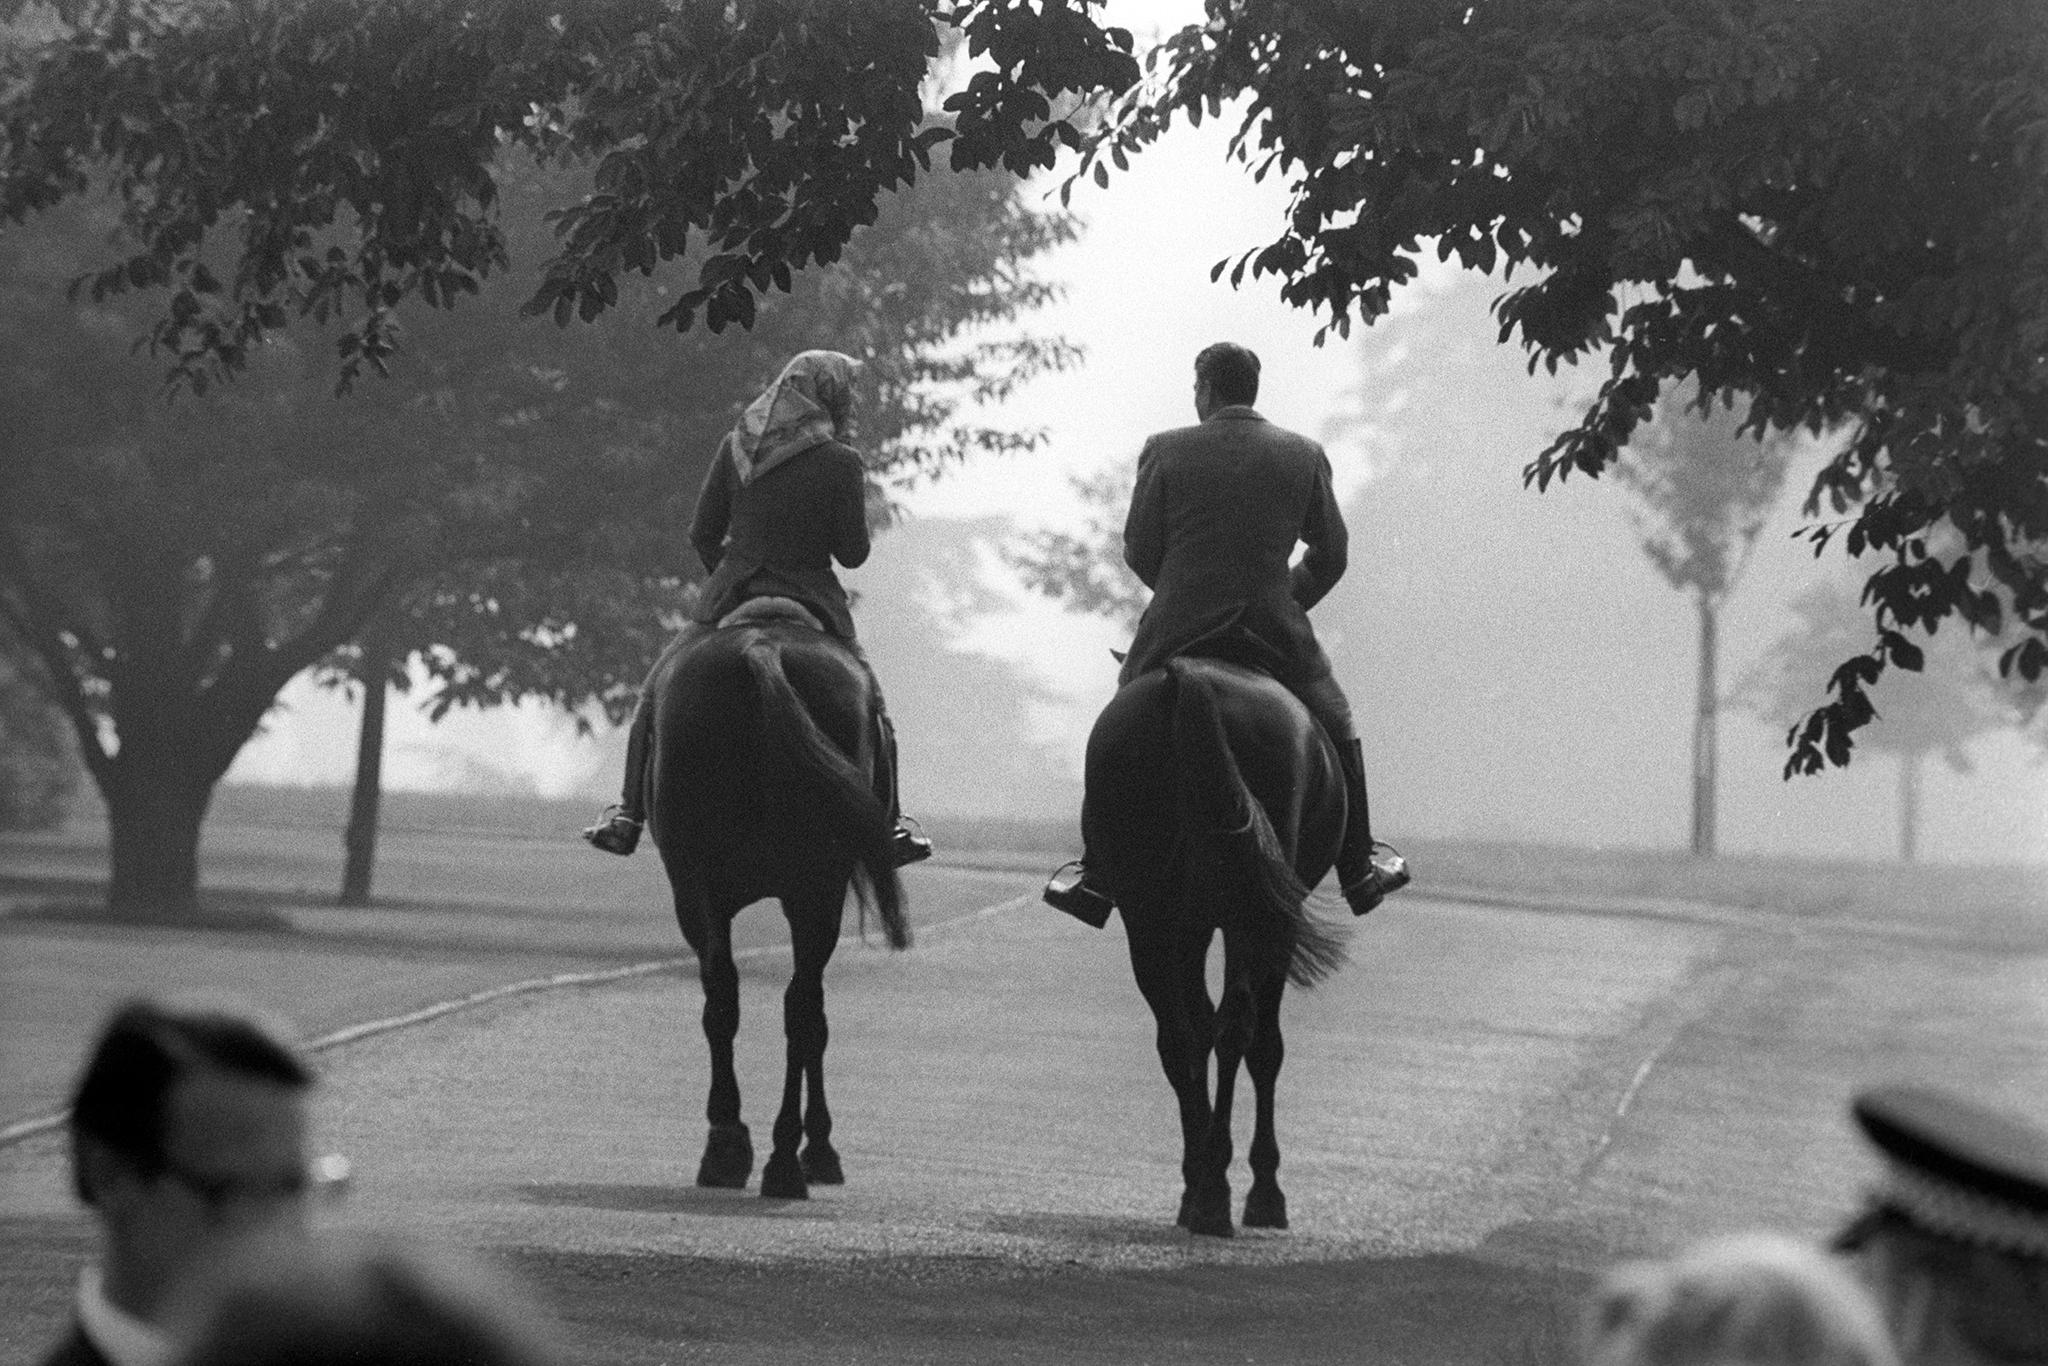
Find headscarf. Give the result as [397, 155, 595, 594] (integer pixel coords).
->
[728, 350, 861, 485]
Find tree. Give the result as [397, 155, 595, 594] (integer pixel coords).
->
[1004, 465, 1149, 633]
[1614, 384, 1793, 855]
[315, 154, 1079, 906]
[0, 116, 1085, 919]
[1075, 0, 2048, 773]
[1734, 575, 2023, 863]
[0, 621, 78, 830]
[334, 606, 405, 907]
[0, 0, 1137, 389]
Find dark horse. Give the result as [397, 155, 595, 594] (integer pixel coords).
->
[1084, 653, 1349, 1237]
[644, 603, 909, 1200]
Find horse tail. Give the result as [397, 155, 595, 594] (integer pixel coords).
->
[740, 636, 910, 950]
[1166, 659, 1346, 988]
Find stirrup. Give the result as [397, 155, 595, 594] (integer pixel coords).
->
[581, 805, 643, 856]
[1342, 841, 1410, 916]
[1043, 860, 1114, 929]
[892, 815, 934, 867]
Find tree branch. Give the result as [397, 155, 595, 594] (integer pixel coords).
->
[0, 527, 114, 786]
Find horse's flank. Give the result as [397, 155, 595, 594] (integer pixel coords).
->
[1091, 656, 1348, 987]
[647, 621, 907, 948]
[1166, 658, 1347, 987]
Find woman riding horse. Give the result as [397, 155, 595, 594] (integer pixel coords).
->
[583, 349, 931, 866]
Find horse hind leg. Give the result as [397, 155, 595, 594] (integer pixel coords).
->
[799, 1020, 843, 1185]
[690, 903, 754, 1189]
[1163, 924, 1235, 1239]
[760, 892, 840, 1199]
[1187, 971, 1256, 1239]
[1128, 923, 1214, 1232]
[1240, 978, 1288, 1229]
[758, 964, 821, 1199]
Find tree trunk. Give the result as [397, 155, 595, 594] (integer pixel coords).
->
[103, 759, 214, 920]
[339, 635, 394, 906]
[1898, 750, 1923, 864]
[1690, 592, 1719, 857]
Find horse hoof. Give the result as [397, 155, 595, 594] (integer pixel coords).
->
[1182, 1187, 1233, 1238]
[759, 1154, 809, 1200]
[801, 1143, 845, 1185]
[695, 1124, 754, 1189]
[1242, 1188, 1289, 1229]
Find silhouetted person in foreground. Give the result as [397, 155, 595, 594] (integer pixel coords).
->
[1044, 340, 1408, 927]
[41, 998, 331, 1366]
[171, 1233, 559, 1366]
[1835, 1084, 2048, 1365]
[582, 349, 930, 867]
[1583, 1231, 1899, 1366]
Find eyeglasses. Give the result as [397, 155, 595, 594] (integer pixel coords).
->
[157, 1151, 353, 1212]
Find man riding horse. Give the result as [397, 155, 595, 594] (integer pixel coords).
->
[584, 349, 931, 867]
[1043, 341, 1407, 925]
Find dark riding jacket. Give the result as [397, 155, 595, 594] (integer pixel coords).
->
[1118, 405, 1346, 691]
[689, 433, 870, 641]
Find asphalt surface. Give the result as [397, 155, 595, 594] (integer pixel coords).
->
[4, 842, 2044, 1364]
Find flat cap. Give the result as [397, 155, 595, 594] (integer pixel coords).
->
[1853, 1084, 2048, 1257]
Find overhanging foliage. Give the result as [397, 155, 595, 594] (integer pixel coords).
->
[0, 0, 1136, 387]
[1075, 0, 2048, 771]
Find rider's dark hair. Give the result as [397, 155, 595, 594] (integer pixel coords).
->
[69, 998, 313, 1204]
[1194, 343, 1260, 406]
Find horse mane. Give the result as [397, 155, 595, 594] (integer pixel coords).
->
[1166, 659, 1347, 988]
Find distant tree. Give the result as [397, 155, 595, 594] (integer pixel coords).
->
[333, 607, 405, 907]
[1004, 465, 1149, 633]
[1734, 576, 2020, 863]
[1076, 0, 2048, 773]
[1615, 385, 1793, 856]
[0, 621, 77, 830]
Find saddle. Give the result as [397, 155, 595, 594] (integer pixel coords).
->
[1181, 630, 1292, 684]
[717, 596, 826, 633]
[1120, 617, 1296, 692]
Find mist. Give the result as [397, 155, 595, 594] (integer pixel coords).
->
[224, 93, 2048, 868]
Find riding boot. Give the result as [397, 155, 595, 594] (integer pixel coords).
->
[1336, 737, 1408, 915]
[872, 708, 933, 867]
[1043, 858, 1114, 928]
[582, 702, 651, 856]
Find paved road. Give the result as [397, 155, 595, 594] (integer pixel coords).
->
[0, 823, 1036, 1124]
[4, 856, 2041, 1364]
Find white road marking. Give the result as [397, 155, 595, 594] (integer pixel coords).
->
[1574, 1032, 1677, 1183]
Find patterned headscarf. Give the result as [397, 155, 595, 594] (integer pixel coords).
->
[729, 350, 861, 485]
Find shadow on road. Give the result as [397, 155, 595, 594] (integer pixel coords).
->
[978, 1210, 1218, 1250]
[518, 1183, 838, 1221]
[507, 1243, 1592, 1365]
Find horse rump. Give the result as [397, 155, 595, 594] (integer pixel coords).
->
[1164, 658, 1346, 988]
[736, 631, 909, 949]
